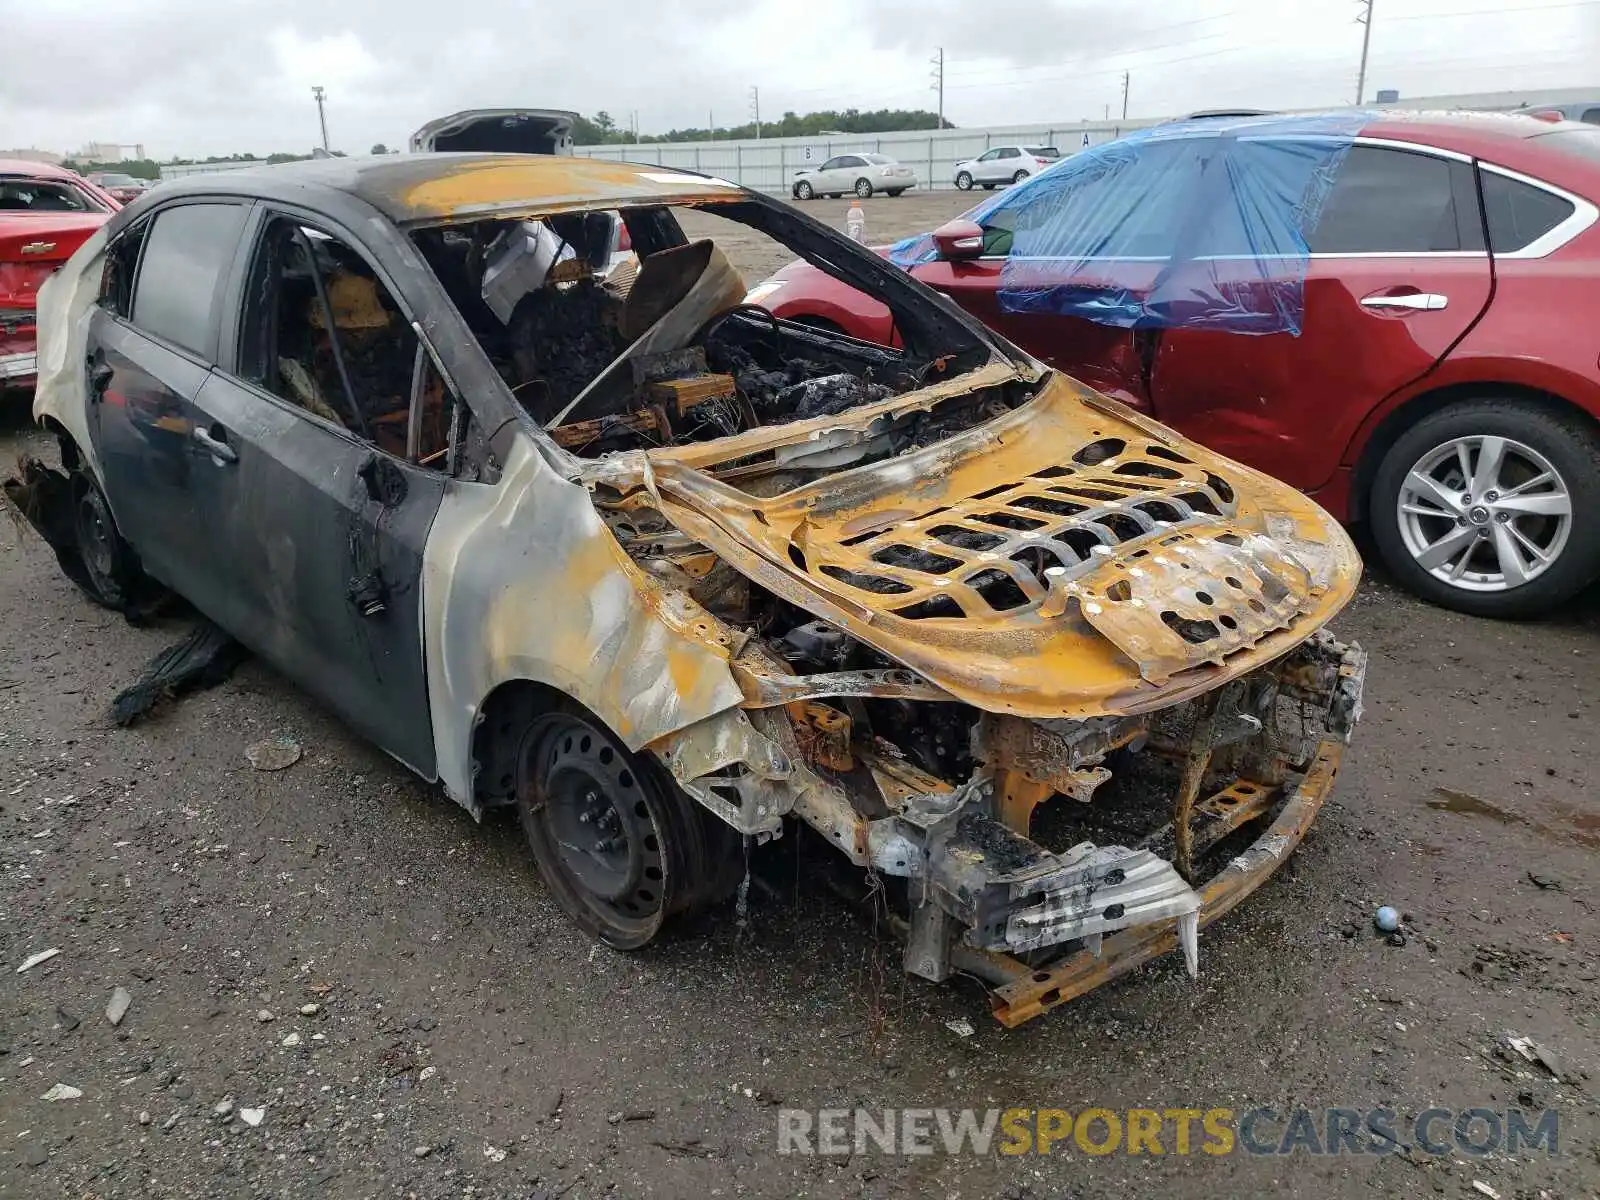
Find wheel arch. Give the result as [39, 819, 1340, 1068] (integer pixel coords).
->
[1346, 381, 1600, 523]
[469, 678, 584, 813]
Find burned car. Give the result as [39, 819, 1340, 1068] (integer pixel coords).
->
[7, 154, 1365, 1025]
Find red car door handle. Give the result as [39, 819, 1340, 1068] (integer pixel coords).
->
[1360, 292, 1448, 311]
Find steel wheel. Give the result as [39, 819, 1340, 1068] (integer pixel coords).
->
[75, 486, 118, 585]
[517, 712, 669, 946]
[68, 471, 150, 610]
[1396, 434, 1572, 592]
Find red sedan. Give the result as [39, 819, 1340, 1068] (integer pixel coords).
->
[751, 113, 1600, 618]
[1, 159, 118, 394]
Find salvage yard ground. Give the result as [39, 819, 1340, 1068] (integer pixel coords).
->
[2, 188, 1598, 1199]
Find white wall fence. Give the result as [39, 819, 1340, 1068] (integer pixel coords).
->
[572, 122, 1156, 194]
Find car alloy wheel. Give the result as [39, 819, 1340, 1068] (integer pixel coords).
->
[1011, 169, 1030, 184]
[854, 178, 873, 198]
[1395, 434, 1572, 592]
[955, 171, 973, 190]
[795, 180, 813, 200]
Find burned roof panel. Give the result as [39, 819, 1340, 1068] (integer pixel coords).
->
[147, 154, 743, 225]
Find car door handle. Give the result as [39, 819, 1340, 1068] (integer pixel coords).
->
[192, 426, 238, 464]
[1360, 292, 1448, 311]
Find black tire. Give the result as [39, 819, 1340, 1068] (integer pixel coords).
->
[1011, 169, 1030, 184]
[854, 178, 873, 198]
[886, 189, 906, 197]
[955, 171, 973, 191]
[515, 704, 738, 949]
[982, 183, 996, 190]
[828, 193, 841, 200]
[71, 471, 149, 611]
[794, 180, 813, 200]
[1368, 398, 1600, 618]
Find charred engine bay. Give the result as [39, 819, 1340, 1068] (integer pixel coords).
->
[413, 213, 1011, 470]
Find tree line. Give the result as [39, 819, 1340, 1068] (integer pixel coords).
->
[61, 105, 954, 179]
[574, 107, 952, 145]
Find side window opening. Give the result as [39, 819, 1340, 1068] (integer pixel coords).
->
[239, 216, 470, 474]
[98, 222, 149, 318]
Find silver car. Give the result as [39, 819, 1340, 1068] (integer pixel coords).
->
[952, 145, 1061, 190]
[792, 153, 917, 200]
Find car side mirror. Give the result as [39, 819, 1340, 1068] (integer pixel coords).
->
[931, 219, 985, 262]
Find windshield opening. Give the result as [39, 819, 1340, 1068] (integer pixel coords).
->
[409, 197, 1011, 465]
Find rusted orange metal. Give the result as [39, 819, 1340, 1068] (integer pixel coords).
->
[983, 742, 1343, 1027]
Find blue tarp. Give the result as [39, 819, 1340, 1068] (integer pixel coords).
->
[889, 113, 1373, 336]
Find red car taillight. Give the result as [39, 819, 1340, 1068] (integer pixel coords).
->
[0, 261, 57, 308]
[615, 221, 632, 253]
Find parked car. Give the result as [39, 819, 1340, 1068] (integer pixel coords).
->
[751, 112, 1600, 618]
[5, 151, 1364, 1025]
[86, 172, 150, 203]
[1515, 101, 1600, 125]
[1, 159, 118, 393]
[409, 107, 579, 154]
[792, 153, 917, 200]
[952, 144, 1061, 190]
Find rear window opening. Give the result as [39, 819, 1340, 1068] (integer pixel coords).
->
[0, 176, 111, 214]
[408, 198, 1009, 468]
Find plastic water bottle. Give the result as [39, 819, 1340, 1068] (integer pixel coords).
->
[846, 200, 865, 244]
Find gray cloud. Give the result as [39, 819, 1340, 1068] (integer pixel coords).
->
[1, 0, 1593, 158]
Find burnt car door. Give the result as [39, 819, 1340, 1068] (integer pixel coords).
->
[86, 200, 252, 608]
[183, 206, 454, 775]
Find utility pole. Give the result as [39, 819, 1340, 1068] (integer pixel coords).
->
[1120, 71, 1130, 120]
[709, 109, 714, 139]
[1355, 0, 1375, 104]
[311, 86, 330, 153]
[749, 86, 761, 139]
[929, 47, 945, 129]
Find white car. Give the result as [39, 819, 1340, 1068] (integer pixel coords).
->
[792, 153, 917, 200]
[952, 144, 1061, 190]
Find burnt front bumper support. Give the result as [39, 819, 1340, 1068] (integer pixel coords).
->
[960, 739, 1344, 1026]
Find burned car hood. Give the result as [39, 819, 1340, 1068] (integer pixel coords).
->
[591, 371, 1361, 719]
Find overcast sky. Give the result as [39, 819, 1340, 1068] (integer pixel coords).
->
[2, 0, 1597, 158]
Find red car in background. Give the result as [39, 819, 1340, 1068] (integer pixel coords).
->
[86, 171, 150, 203]
[1, 160, 118, 394]
[751, 113, 1600, 618]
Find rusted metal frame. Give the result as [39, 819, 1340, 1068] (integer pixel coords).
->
[983, 740, 1343, 1027]
[1172, 693, 1221, 881]
[1137, 777, 1280, 861]
[731, 661, 956, 707]
[978, 713, 1143, 835]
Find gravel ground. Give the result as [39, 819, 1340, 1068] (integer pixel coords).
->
[2, 189, 1598, 1199]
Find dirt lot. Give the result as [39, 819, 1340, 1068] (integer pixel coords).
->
[2, 188, 1598, 1199]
